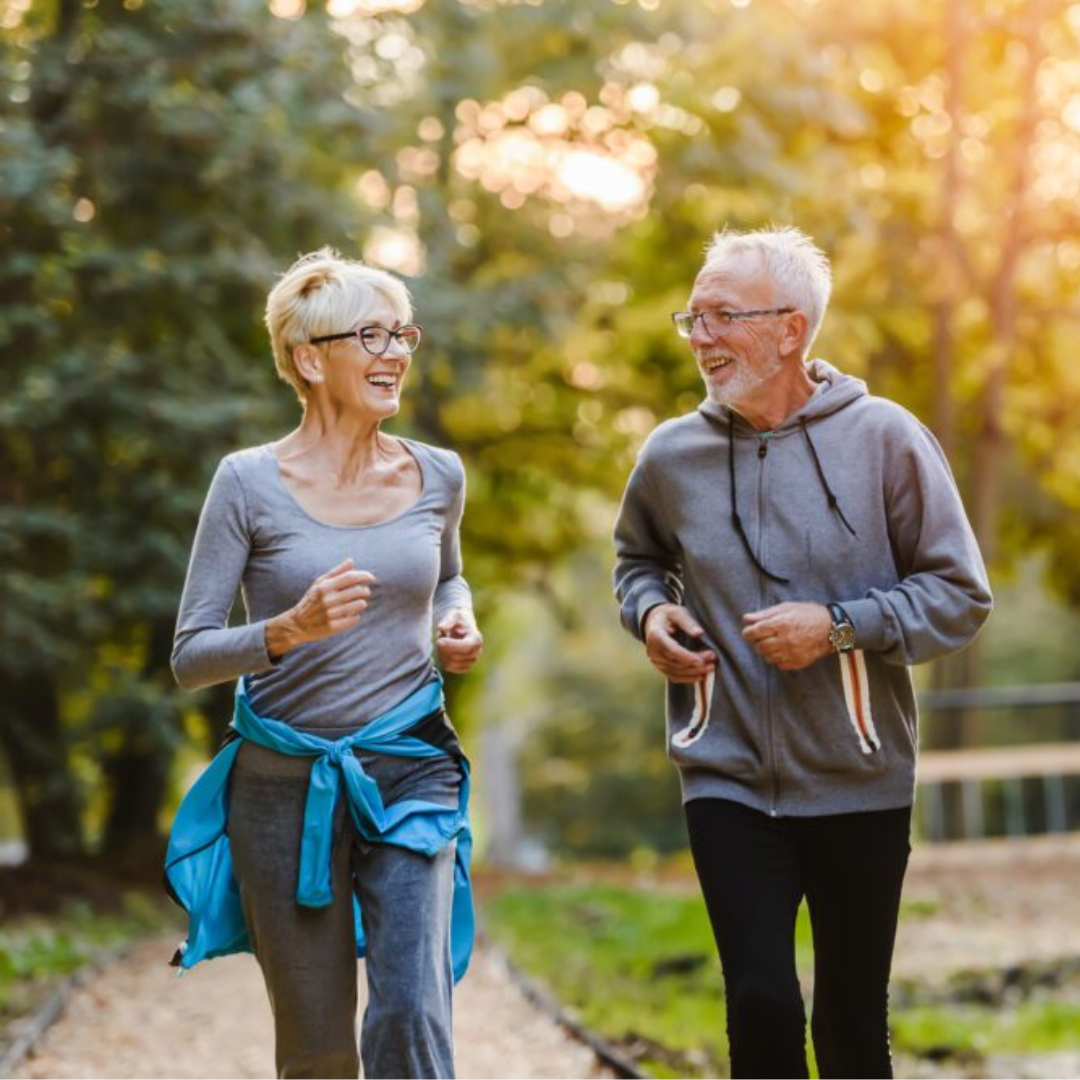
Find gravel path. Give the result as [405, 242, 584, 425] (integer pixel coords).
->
[14, 940, 613, 1080]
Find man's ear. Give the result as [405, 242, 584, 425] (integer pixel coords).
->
[293, 343, 325, 385]
[779, 310, 808, 360]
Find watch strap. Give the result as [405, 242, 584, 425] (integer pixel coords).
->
[827, 602, 852, 628]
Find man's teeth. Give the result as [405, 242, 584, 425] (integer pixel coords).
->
[703, 356, 735, 372]
[367, 375, 396, 387]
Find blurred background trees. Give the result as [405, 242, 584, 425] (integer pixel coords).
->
[3, 0, 1080, 866]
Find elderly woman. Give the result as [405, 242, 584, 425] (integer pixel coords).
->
[165, 248, 482, 1080]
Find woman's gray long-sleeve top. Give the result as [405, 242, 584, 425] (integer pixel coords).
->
[171, 439, 472, 731]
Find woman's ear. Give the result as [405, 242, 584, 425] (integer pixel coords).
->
[293, 343, 325, 385]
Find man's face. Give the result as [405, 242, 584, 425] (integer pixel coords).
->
[688, 252, 789, 409]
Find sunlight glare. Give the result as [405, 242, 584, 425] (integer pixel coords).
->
[269, 0, 305, 18]
[327, 0, 424, 14]
[364, 227, 424, 276]
[555, 149, 647, 212]
[711, 87, 741, 112]
[451, 83, 657, 226]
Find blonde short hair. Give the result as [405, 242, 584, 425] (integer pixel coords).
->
[264, 247, 413, 402]
[702, 226, 832, 358]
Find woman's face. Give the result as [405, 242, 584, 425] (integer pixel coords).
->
[317, 297, 414, 420]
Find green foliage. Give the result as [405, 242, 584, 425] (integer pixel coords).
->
[893, 1000, 1080, 1057]
[5, 0, 1080, 862]
[0, 894, 170, 1018]
[484, 550, 684, 859]
[485, 881, 731, 1078]
[0, 0, 387, 855]
[484, 880, 816, 1078]
[485, 879, 1080, 1077]
[2, 0, 370, 673]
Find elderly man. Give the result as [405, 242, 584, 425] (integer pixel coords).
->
[613, 226, 991, 1079]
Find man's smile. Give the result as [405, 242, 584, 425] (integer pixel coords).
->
[701, 354, 736, 373]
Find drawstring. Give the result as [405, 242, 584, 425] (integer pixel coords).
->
[728, 413, 790, 584]
[798, 418, 858, 537]
[726, 412, 859, 583]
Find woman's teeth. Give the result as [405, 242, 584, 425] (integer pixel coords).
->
[366, 375, 396, 388]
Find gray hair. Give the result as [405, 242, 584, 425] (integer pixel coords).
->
[702, 226, 832, 357]
[265, 247, 412, 403]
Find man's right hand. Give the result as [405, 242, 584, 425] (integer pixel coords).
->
[643, 604, 717, 684]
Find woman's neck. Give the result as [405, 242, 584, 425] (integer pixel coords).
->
[276, 404, 394, 484]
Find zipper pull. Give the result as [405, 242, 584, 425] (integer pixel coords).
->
[757, 439, 768, 459]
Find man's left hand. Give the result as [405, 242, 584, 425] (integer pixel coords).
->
[742, 602, 833, 671]
[436, 610, 484, 674]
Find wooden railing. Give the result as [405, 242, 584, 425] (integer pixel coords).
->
[916, 683, 1080, 842]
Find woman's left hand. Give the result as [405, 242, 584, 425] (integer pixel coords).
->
[436, 610, 483, 674]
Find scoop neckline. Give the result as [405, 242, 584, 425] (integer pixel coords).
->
[263, 438, 428, 531]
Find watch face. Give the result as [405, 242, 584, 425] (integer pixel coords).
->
[830, 623, 856, 652]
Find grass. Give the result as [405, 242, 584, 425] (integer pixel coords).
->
[894, 999, 1080, 1057]
[0, 892, 172, 1024]
[482, 879, 1080, 1078]
[483, 880, 815, 1077]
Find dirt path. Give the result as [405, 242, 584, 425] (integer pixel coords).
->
[13, 836, 1080, 1080]
[895, 833, 1080, 982]
[14, 940, 613, 1080]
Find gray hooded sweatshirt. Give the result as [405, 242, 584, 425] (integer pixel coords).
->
[613, 359, 992, 817]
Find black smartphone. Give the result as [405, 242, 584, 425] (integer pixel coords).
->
[673, 629, 708, 653]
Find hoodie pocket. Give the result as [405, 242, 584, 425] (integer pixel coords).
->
[837, 649, 882, 755]
[670, 669, 716, 750]
[666, 679, 766, 779]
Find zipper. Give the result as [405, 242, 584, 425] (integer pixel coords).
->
[755, 435, 781, 816]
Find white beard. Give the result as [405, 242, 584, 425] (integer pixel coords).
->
[702, 353, 784, 407]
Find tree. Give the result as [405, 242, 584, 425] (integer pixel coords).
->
[6, 0, 1080, 868]
[1, 0, 378, 858]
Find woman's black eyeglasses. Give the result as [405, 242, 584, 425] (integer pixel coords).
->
[310, 324, 423, 356]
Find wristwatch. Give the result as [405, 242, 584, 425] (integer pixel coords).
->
[827, 603, 856, 653]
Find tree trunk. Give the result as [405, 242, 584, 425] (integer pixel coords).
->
[100, 740, 170, 855]
[929, 0, 965, 463]
[0, 673, 84, 860]
[930, 0, 1043, 762]
[923, 0, 973, 835]
[100, 618, 178, 856]
[203, 682, 238, 751]
[961, 0, 1043, 729]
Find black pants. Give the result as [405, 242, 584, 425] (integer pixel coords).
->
[685, 798, 911, 1080]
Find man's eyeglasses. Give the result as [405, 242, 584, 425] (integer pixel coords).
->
[671, 308, 795, 339]
[310, 324, 423, 356]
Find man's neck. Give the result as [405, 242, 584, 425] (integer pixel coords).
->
[727, 365, 818, 431]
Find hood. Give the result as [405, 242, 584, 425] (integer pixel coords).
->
[695, 358, 863, 585]
[698, 358, 868, 432]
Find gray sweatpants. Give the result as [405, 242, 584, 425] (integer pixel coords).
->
[228, 736, 460, 1080]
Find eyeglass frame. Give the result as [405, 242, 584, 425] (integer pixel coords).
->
[309, 323, 424, 356]
[671, 308, 796, 339]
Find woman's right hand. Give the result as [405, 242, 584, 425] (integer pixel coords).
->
[265, 558, 376, 659]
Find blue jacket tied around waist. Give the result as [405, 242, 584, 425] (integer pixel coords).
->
[164, 676, 474, 983]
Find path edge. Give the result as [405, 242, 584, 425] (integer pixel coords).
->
[1, 936, 648, 1080]
[477, 933, 647, 1080]
[0, 945, 133, 1079]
